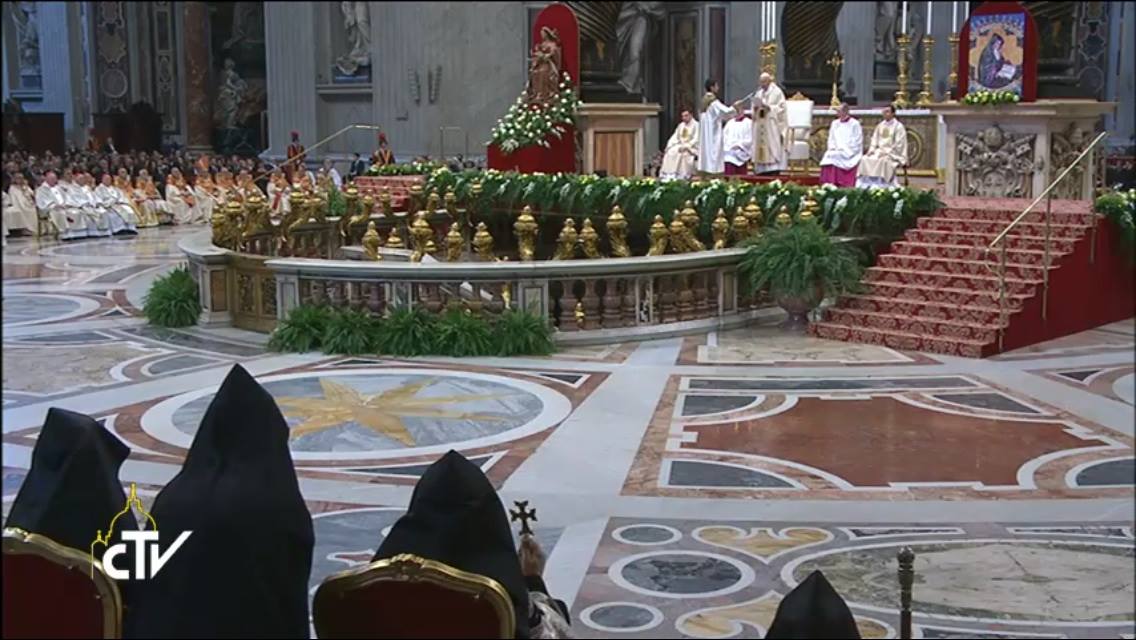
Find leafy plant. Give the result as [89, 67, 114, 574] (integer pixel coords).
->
[366, 161, 444, 176]
[375, 307, 436, 356]
[268, 304, 333, 352]
[493, 310, 554, 356]
[963, 89, 1020, 106]
[143, 266, 201, 327]
[327, 186, 347, 218]
[738, 221, 864, 303]
[321, 308, 380, 355]
[433, 307, 494, 357]
[1095, 188, 1135, 262]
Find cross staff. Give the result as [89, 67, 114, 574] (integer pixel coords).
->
[509, 500, 537, 536]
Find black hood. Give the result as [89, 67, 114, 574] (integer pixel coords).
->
[766, 570, 861, 639]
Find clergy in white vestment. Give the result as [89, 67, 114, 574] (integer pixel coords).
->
[35, 171, 87, 240]
[722, 110, 754, 176]
[659, 110, 699, 180]
[4, 173, 39, 234]
[322, 159, 343, 189]
[750, 73, 788, 174]
[857, 104, 909, 188]
[62, 172, 110, 238]
[698, 79, 743, 175]
[266, 171, 291, 219]
[193, 171, 217, 224]
[819, 103, 863, 187]
[165, 168, 200, 224]
[95, 173, 139, 233]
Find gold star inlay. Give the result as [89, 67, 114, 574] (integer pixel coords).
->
[276, 377, 510, 446]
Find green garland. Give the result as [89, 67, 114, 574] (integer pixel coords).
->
[962, 89, 1020, 106]
[425, 168, 942, 239]
[489, 72, 582, 154]
[1094, 187, 1136, 262]
[365, 161, 444, 176]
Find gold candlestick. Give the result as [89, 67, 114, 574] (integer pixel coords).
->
[947, 34, 960, 101]
[760, 41, 778, 79]
[894, 33, 911, 108]
[826, 50, 843, 108]
[917, 35, 935, 106]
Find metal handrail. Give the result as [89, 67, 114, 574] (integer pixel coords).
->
[984, 130, 1108, 352]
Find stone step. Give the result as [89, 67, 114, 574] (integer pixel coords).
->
[823, 307, 1001, 343]
[810, 321, 992, 358]
[917, 216, 1090, 238]
[903, 229, 1081, 254]
[876, 254, 1048, 281]
[839, 295, 1008, 326]
[864, 267, 1040, 296]
[888, 241, 1065, 267]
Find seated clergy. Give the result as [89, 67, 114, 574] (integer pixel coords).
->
[117, 171, 158, 228]
[658, 109, 699, 181]
[139, 173, 174, 224]
[819, 103, 863, 188]
[125, 365, 314, 638]
[362, 451, 572, 638]
[856, 103, 908, 188]
[266, 170, 291, 219]
[723, 110, 754, 176]
[164, 168, 201, 225]
[191, 169, 217, 224]
[94, 173, 139, 234]
[4, 172, 38, 235]
[47, 170, 96, 239]
[75, 173, 115, 237]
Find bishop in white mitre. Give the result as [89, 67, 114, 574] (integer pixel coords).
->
[659, 109, 699, 180]
[35, 171, 87, 240]
[750, 72, 788, 174]
[723, 110, 753, 175]
[857, 103, 908, 188]
[819, 103, 862, 188]
[698, 79, 740, 175]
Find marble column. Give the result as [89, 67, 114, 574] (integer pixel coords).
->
[182, 1, 212, 151]
[264, 1, 317, 160]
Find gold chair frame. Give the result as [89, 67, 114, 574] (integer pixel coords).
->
[314, 552, 516, 639]
[2, 527, 123, 639]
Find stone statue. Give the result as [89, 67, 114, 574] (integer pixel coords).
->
[444, 222, 464, 261]
[410, 211, 434, 262]
[336, 1, 372, 77]
[606, 205, 631, 258]
[214, 58, 248, 129]
[13, 2, 40, 79]
[731, 207, 751, 244]
[361, 222, 383, 261]
[647, 214, 669, 256]
[1050, 123, 1089, 200]
[957, 124, 1038, 199]
[472, 222, 495, 261]
[711, 209, 730, 250]
[527, 27, 563, 105]
[875, 1, 899, 61]
[616, 2, 664, 95]
[579, 219, 602, 258]
[514, 205, 539, 261]
[553, 218, 579, 260]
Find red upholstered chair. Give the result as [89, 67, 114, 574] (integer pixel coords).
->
[2, 527, 123, 639]
[313, 553, 516, 639]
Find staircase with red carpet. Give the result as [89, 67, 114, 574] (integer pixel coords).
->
[811, 196, 1135, 357]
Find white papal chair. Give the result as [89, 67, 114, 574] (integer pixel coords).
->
[785, 93, 815, 174]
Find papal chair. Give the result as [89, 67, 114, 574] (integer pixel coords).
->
[2, 527, 123, 639]
[785, 92, 815, 174]
[313, 553, 516, 639]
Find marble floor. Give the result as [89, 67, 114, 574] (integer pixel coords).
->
[3, 228, 1134, 639]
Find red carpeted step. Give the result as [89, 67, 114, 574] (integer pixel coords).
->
[917, 217, 1091, 238]
[889, 241, 1064, 267]
[839, 295, 1008, 326]
[932, 208, 1097, 226]
[864, 267, 1040, 295]
[903, 229, 1081, 253]
[876, 254, 1047, 281]
[810, 321, 992, 357]
[860, 281, 1027, 309]
[822, 307, 1000, 342]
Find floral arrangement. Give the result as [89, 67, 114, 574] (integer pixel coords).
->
[963, 89, 1020, 106]
[425, 169, 942, 239]
[1094, 187, 1136, 261]
[489, 72, 582, 154]
[365, 161, 444, 176]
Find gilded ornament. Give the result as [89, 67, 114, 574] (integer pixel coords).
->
[361, 222, 383, 261]
[444, 222, 464, 261]
[606, 205, 630, 258]
[668, 217, 689, 253]
[647, 214, 669, 256]
[378, 189, 392, 216]
[579, 219, 602, 259]
[776, 204, 793, 226]
[731, 207, 751, 244]
[711, 209, 730, 250]
[385, 224, 405, 249]
[426, 191, 440, 213]
[352, 194, 373, 227]
[501, 284, 511, 309]
[553, 218, 578, 260]
[472, 222, 495, 260]
[242, 192, 271, 239]
[444, 190, 458, 218]
[408, 183, 424, 210]
[513, 205, 539, 262]
[799, 190, 819, 222]
[574, 301, 585, 328]
[410, 211, 434, 262]
[743, 195, 763, 230]
[680, 200, 700, 229]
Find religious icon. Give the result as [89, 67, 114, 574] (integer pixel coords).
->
[526, 26, 562, 105]
[967, 13, 1025, 96]
[509, 500, 537, 535]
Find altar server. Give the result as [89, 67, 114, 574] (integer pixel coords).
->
[819, 103, 863, 187]
[698, 79, 741, 175]
[723, 110, 754, 176]
[751, 72, 788, 174]
[857, 103, 908, 188]
[4, 172, 38, 235]
[659, 110, 699, 181]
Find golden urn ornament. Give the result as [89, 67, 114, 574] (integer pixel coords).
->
[410, 211, 435, 262]
[553, 218, 578, 260]
[444, 222, 464, 261]
[743, 195, 763, 231]
[647, 214, 669, 256]
[606, 205, 631, 258]
[579, 219, 602, 259]
[243, 192, 271, 238]
[513, 205, 539, 262]
[361, 222, 383, 261]
[776, 204, 793, 226]
[472, 222, 495, 261]
[385, 224, 405, 248]
[378, 189, 393, 217]
[408, 183, 425, 210]
[680, 200, 700, 229]
[426, 191, 440, 213]
[444, 190, 458, 218]
[668, 217, 689, 253]
[731, 207, 751, 244]
[711, 209, 730, 250]
[799, 190, 820, 223]
[352, 194, 373, 227]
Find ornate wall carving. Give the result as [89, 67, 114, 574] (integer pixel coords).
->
[1025, 1, 1109, 99]
[956, 125, 1038, 199]
[95, 1, 130, 113]
[11, 1, 42, 91]
[1050, 122, 1091, 200]
[669, 12, 697, 118]
[150, 1, 179, 134]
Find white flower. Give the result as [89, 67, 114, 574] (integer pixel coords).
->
[834, 195, 848, 212]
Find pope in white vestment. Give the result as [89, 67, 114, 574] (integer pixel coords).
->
[4, 175, 39, 234]
[35, 173, 87, 240]
[698, 80, 739, 175]
[722, 111, 754, 175]
[659, 110, 699, 180]
[751, 73, 788, 174]
[819, 104, 863, 187]
[857, 105, 909, 188]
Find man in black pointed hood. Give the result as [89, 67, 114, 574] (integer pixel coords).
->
[6, 407, 135, 552]
[125, 365, 314, 639]
[766, 570, 861, 639]
[372, 450, 570, 639]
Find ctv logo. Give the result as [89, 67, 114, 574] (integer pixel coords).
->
[89, 483, 192, 580]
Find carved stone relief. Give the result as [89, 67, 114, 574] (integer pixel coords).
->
[11, 1, 41, 91]
[95, 1, 131, 113]
[956, 125, 1039, 199]
[1050, 122, 1091, 200]
[151, 1, 180, 134]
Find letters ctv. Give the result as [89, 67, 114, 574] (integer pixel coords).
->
[89, 483, 192, 580]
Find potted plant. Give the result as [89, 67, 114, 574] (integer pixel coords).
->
[738, 221, 863, 330]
